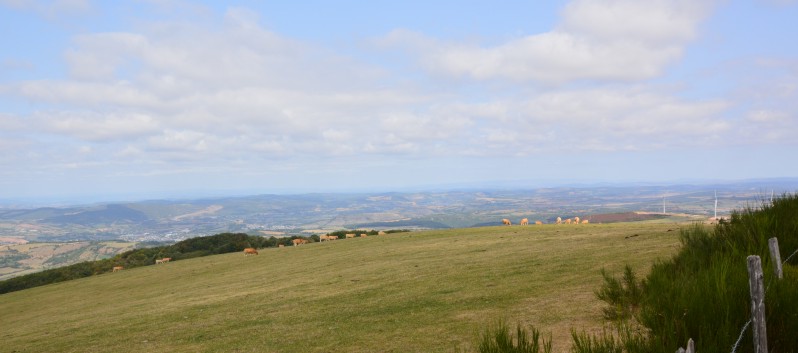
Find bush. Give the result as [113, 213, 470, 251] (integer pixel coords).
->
[595, 265, 642, 321]
[632, 194, 798, 352]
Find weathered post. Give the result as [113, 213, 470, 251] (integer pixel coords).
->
[676, 338, 695, 353]
[768, 237, 783, 279]
[747, 255, 768, 353]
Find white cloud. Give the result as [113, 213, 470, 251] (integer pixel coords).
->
[383, 0, 716, 83]
[34, 111, 161, 142]
[3, 0, 796, 193]
[18, 80, 160, 108]
[0, 0, 91, 18]
[747, 109, 790, 123]
[561, 0, 711, 44]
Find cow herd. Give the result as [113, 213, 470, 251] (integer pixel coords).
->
[503, 216, 589, 225]
[112, 231, 384, 273]
[111, 257, 171, 273]
[111, 216, 590, 274]
[248, 230, 382, 255]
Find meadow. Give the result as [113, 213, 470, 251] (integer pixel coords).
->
[0, 222, 686, 352]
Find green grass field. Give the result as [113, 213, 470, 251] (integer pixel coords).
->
[0, 223, 687, 352]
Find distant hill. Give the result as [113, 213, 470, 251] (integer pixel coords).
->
[0, 179, 796, 243]
[43, 204, 151, 225]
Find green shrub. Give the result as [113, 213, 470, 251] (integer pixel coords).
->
[574, 194, 798, 353]
[633, 194, 798, 352]
[595, 265, 642, 321]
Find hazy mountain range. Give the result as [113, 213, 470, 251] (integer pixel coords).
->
[1, 178, 795, 244]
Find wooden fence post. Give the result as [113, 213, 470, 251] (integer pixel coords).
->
[676, 338, 695, 353]
[747, 255, 768, 353]
[768, 237, 783, 279]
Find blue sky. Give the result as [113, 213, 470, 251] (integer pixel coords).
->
[1, 0, 797, 203]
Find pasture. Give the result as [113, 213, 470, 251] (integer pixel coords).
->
[0, 222, 686, 352]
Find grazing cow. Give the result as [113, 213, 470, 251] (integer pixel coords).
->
[359, 233, 366, 237]
[155, 259, 164, 264]
[565, 218, 572, 224]
[319, 235, 329, 242]
[581, 219, 589, 224]
[502, 219, 511, 226]
[377, 231, 386, 235]
[292, 239, 307, 246]
[574, 216, 580, 224]
[346, 233, 355, 239]
[556, 217, 562, 224]
[535, 221, 543, 225]
[112, 266, 124, 272]
[161, 258, 171, 263]
[520, 218, 529, 225]
[326, 235, 337, 241]
[244, 248, 259, 255]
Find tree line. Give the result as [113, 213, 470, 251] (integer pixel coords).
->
[0, 232, 293, 294]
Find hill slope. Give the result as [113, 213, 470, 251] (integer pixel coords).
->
[0, 241, 137, 281]
[0, 223, 684, 352]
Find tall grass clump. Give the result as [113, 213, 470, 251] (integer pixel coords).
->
[457, 321, 552, 353]
[633, 194, 798, 352]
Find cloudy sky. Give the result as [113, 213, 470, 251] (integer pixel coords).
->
[1, 0, 797, 202]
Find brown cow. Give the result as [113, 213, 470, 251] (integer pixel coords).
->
[319, 235, 330, 242]
[244, 248, 259, 255]
[535, 221, 543, 225]
[581, 219, 589, 224]
[155, 259, 164, 264]
[574, 216, 580, 224]
[346, 233, 355, 239]
[360, 233, 368, 237]
[520, 218, 529, 225]
[556, 217, 562, 224]
[565, 218, 572, 224]
[377, 231, 386, 235]
[112, 266, 124, 272]
[161, 258, 171, 263]
[502, 219, 511, 226]
[292, 238, 307, 246]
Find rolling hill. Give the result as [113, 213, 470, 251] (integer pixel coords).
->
[0, 222, 684, 352]
[0, 241, 137, 281]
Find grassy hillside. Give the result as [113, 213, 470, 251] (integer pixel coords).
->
[0, 222, 685, 352]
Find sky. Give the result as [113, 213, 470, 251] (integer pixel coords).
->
[1, 0, 797, 203]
